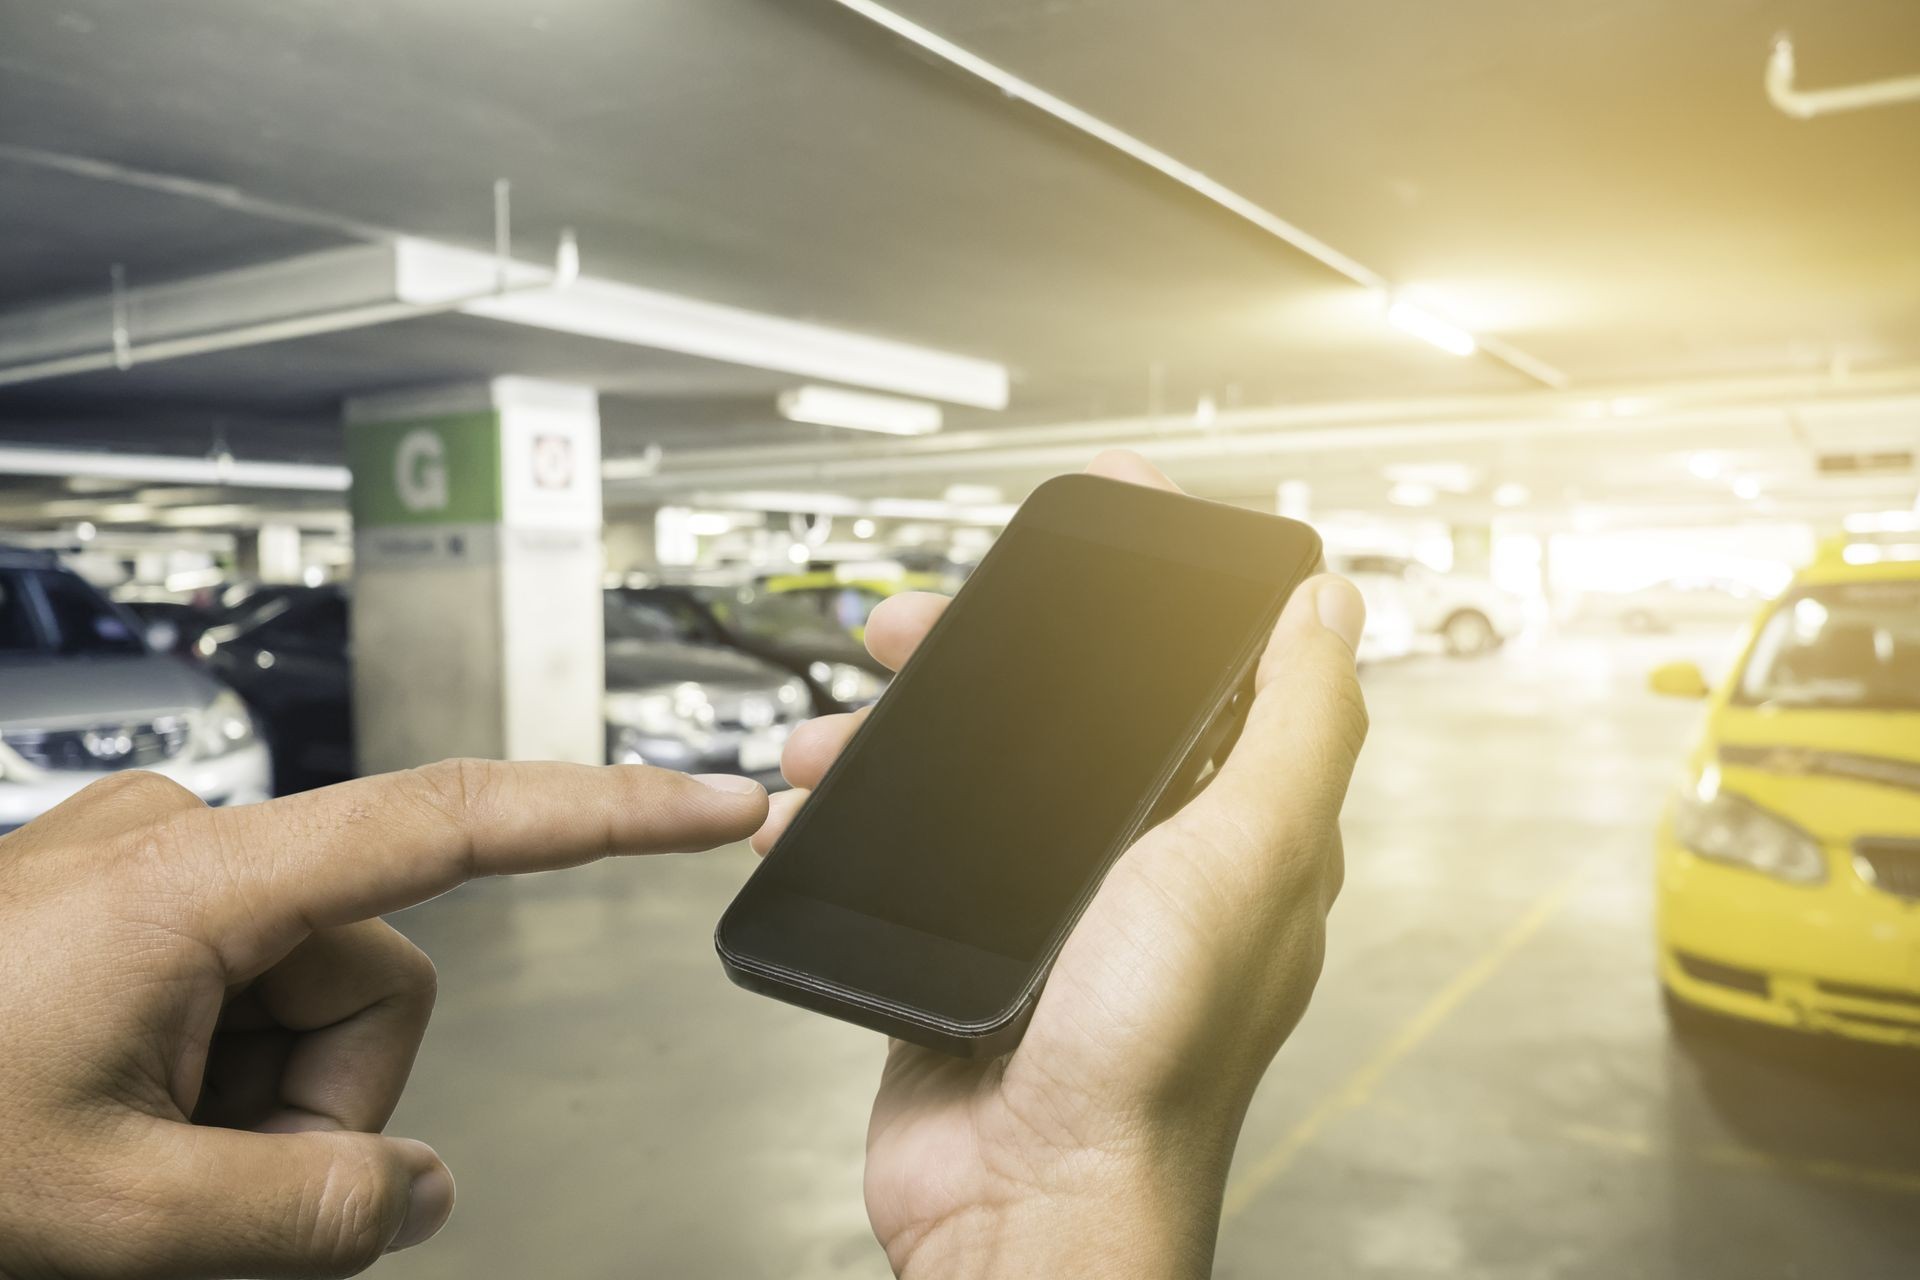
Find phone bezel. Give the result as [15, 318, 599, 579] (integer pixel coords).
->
[716, 473, 1323, 1051]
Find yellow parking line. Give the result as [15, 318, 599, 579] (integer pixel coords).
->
[1221, 867, 1584, 1220]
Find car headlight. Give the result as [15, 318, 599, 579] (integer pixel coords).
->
[776, 676, 809, 715]
[1672, 767, 1825, 884]
[192, 689, 257, 760]
[605, 683, 715, 737]
[808, 661, 886, 705]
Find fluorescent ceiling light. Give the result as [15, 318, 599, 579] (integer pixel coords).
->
[1492, 483, 1531, 508]
[1388, 482, 1438, 507]
[1687, 452, 1722, 480]
[1385, 462, 1477, 494]
[1843, 509, 1920, 534]
[0, 447, 348, 491]
[1387, 301, 1476, 357]
[684, 512, 740, 536]
[778, 386, 943, 436]
[1732, 477, 1763, 500]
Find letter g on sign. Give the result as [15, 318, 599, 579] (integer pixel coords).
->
[395, 429, 449, 513]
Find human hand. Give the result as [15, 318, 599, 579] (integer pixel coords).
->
[0, 760, 766, 1278]
[753, 451, 1368, 1279]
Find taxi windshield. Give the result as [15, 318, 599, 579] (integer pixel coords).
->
[1735, 581, 1920, 711]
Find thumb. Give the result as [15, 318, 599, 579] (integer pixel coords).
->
[113, 1123, 454, 1277]
[1181, 573, 1369, 854]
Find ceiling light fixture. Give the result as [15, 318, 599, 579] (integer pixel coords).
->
[1687, 452, 1722, 480]
[1492, 483, 1531, 508]
[1388, 482, 1439, 507]
[1386, 301, 1477, 357]
[1732, 477, 1763, 500]
[777, 386, 943, 436]
[0, 446, 349, 491]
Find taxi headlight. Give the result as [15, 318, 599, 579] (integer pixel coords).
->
[1672, 785, 1826, 885]
[191, 689, 258, 760]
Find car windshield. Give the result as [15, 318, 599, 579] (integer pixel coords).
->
[0, 568, 147, 658]
[606, 594, 702, 644]
[697, 586, 847, 645]
[1735, 582, 1920, 711]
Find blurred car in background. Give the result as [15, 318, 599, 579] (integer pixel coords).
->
[1337, 561, 1420, 666]
[762, 566, 956, 641]
[1578, 576, 1768, 633]
[198, 584, 809, 793]
[198, 586, 354, 795]
[617, 584, 890, 713]
[603, 591, 809, 775]
[0, 546, 269, 831]
[1335, 554, 1523, 656]
[115, 593, 220, 658]
[1650, 541, 1920, 1047]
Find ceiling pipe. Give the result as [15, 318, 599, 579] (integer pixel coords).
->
[608, 365, 1920, 491]
[826, 0, 1567, 389]
[1767, 36, 1920, 119]
[0, 185, 578, 389]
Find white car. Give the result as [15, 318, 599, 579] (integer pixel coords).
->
[1337, 554, 1524, 656]
[0, 547, 271, 833]
[1346, 570, 1419, 666]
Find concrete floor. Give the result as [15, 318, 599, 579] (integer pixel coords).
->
[381, 630, 1920, 1279]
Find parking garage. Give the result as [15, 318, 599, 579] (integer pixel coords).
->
[3, 3, 1919, 1278]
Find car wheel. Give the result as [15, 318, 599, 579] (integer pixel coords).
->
[1442, 610, 1496, 656]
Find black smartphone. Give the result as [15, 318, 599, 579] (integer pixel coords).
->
[716, 474, 1322, 1056]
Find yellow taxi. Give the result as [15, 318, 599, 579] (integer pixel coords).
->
[762, 566, 957, 641]
[1650, 538, 1920, 1045]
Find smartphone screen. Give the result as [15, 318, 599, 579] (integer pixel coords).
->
[720, 475, 1318, 1049]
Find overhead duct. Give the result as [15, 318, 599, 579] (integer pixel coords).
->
[1767, 36, 1920, 119]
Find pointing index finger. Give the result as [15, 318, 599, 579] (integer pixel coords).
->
[176, 760, 766, 974]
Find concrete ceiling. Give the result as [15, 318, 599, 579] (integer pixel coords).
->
[0, 0, 1916, 523]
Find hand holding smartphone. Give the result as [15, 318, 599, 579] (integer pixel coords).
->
[718, 468, 1323, 1055]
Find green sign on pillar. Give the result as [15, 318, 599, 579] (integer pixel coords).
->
[346, 412, 505, 528]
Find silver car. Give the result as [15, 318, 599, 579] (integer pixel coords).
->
[603, 590, 809, 775]
[0, 548, 271, 833]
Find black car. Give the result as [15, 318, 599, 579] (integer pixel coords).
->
[615, 584, 890, 713]
[198, 586, 355, 795]
[199, 584, 814, 794]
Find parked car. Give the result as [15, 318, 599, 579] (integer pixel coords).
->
[198, 586, 355, 795]
[198, 585, 807, 791]
[0, 546, 270, 832]
[1335, 554, 1524, 656]
[1650, 540, 1920, 1047]
[1342, 567, 1419, 666]
[1577, 576, 1768, 633]
[602, 591, 809, 775]
[616, 584, 890, 713]
[115, 594, 220, 658]
[761, 566, 958, 641]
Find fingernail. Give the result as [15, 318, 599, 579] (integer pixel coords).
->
[388, 1163, 456, 1252]
[1314, 577, 1367, 654]
[693, 772, 766, 795]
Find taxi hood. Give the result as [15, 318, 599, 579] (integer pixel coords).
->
[1705, 703, 1920, 841]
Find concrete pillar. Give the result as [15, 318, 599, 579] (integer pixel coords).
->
[256, 523, 303, 583]
[345, 378, 605, 773]
[1451, 522, 1493, 576]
